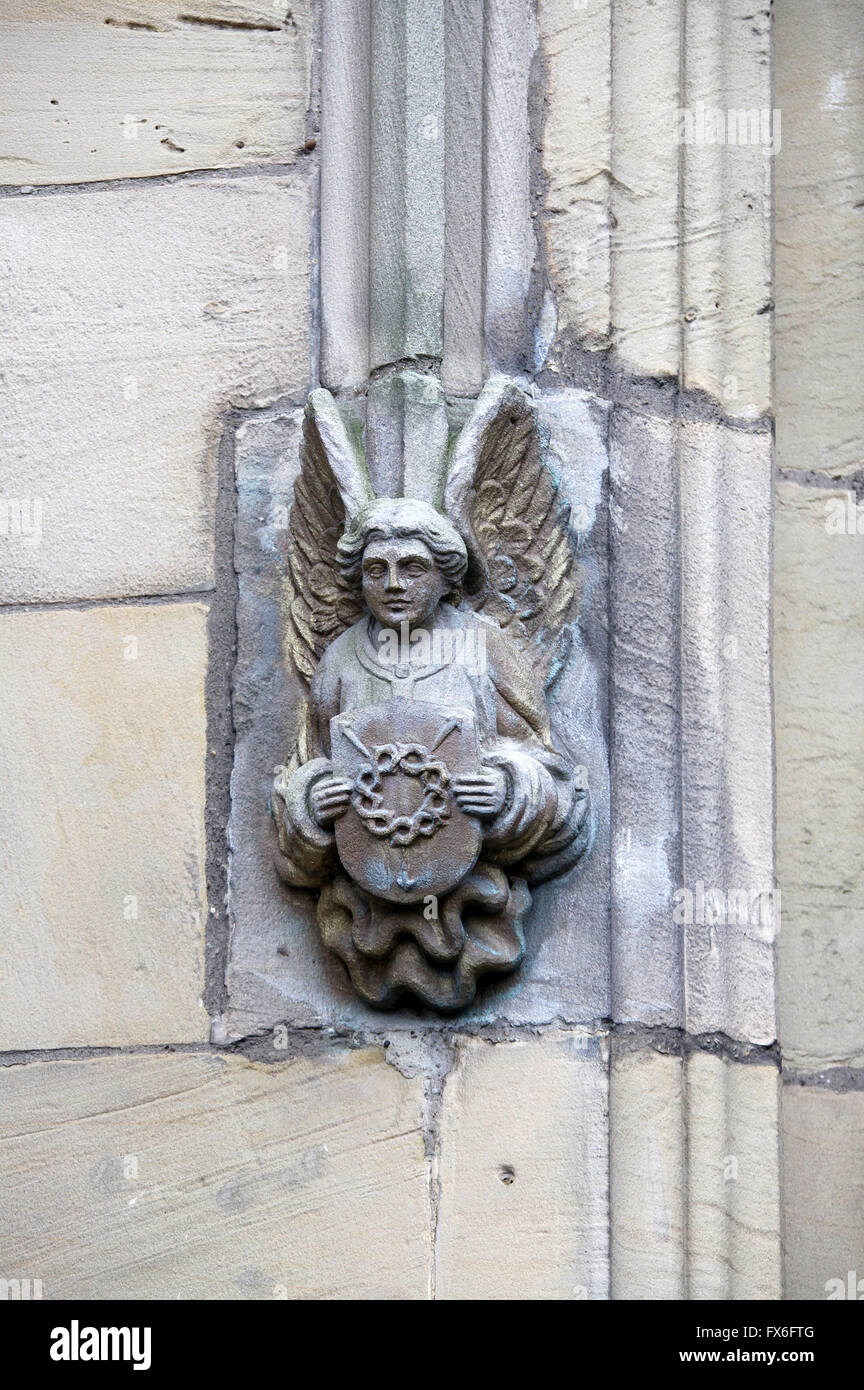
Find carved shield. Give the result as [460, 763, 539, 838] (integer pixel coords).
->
[331, 700, 482, 905]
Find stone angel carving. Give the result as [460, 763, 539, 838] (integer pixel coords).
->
[271, 376, 593, 1011]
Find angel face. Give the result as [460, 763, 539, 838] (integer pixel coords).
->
[361, 536, 449, 629]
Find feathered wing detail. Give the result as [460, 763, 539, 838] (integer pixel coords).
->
[445, 378, 580, 690]
[281, 390, 375, 684]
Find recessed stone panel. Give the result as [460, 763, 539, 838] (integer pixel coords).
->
[222, 390, 611, 1035]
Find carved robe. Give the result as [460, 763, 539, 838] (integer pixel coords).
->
[273, 603, 591, 892]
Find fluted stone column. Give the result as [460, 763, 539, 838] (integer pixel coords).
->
[320, 0, 537, 394]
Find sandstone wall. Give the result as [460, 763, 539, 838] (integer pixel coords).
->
[775, 0, 864, 1301]
[0, 0, 858, 1302]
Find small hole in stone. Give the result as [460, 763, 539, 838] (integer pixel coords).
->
[235, 140, 245, 149]
[498, 1164, 516, 1185]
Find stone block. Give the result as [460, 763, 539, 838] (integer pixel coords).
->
[435, 1031, 609, 1300]
[542, 0, 773, 416]
[685, 1051, 781, 1300]
[610, 1045, 780, 1300]
[679, 421, 774, 1043]
[775, 482, 864, 1069]
[608, 407, 683, 1028]
[539, 0, 611, 355]
[782, 1085, 864, 1301]
[680, 0, 772, 418]
[0, 0, 310, 185]
[0, 1048, 429, 1299]
[0, 603, 209, 1049]
[609, 0, 682, 382]
[776, 0, 864, 477]
[0, 172, 311, 603]
[610, 1046, 685, 1299]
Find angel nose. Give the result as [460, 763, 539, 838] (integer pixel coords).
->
[385, 566, 405, 590]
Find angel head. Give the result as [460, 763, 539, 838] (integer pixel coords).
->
[285, 375, 578, 690]
[336, 498, 468, 629]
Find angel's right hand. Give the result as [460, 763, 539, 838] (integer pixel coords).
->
[310, 773, 353, 827]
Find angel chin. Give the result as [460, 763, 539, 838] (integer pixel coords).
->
[375, 617, 488, 675]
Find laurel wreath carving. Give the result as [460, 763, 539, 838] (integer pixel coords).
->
[351, 743, 452, 847]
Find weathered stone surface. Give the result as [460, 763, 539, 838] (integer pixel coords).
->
[610, 1047, 685, 1299]
[0, 1049, 429, 1299]
[608, 0, 682, 383]
[542, 0, 772, 416]
[775, 483, 864, 1070]
[222, 390, 610, 1035]
[0, 172, 311, 603]
[435, 1032, 609, 1299]
[369, 0, 445, 369]
[609, 408, 683, 1028]
[443, 0, 484, 394]
[483, 0, 537, 375]
[783, 1086, 864, 1301]
[539, 0, 611, 355]
[364, 370, 450, 501]
[320, 0, 537, 391]
[680, 0, 772, 418]
[320, 0, 370, 389]
[611, 411, 775, 1044]
[320, 0, 452, 386]
[679, 422, 775, 1044]
[0, 604, 209, 1049]
[0, 0, 309, 186]
[611, 1046, 780, 1300]
[685, 1051, 781, 1300]
[776, 0, 864, 477]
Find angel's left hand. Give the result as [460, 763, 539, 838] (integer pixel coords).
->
[453, 767, 507, 819]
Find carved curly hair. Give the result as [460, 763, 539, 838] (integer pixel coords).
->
[336, 497, 469, 597]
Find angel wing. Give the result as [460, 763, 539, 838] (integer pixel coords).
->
[445, 378, 580, 690]
[281, 390, 375, 683]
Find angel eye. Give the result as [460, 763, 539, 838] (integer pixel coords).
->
[364, 562, 386, 579]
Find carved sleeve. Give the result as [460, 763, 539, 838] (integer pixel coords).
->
[271, 656, 343, 889]
[480, 627, 592, 883]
